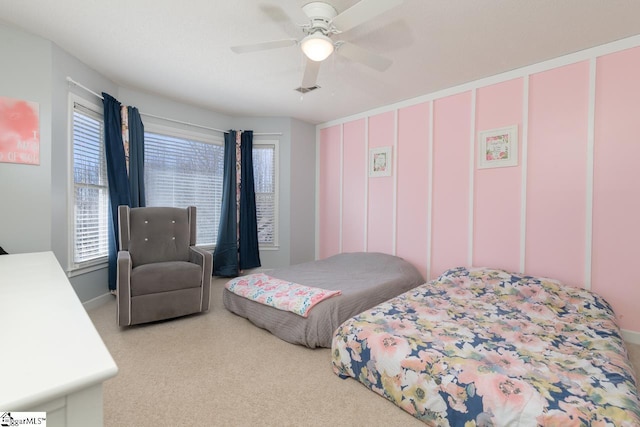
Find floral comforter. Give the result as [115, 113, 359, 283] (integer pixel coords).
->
[331, 267, 640, 426]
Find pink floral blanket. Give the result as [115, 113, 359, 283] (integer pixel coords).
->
[225, 273, 341, 317]
[331, 267, 640, 425]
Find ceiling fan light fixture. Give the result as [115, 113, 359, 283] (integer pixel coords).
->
[301, 33, 334, 62]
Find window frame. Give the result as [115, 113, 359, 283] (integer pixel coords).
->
[253, 138, 280, 250]
[67, 93, 109, 275]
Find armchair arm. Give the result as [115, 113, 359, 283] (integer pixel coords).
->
[117, 250, 132, 326]
[189, 246, 213, 311]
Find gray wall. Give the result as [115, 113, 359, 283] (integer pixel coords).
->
[289, 118, 316, 265]
[118, 87, 232, 133]
[0, 23, 52, 255]
[51, 39, 119, 302]
[0, 21, 316, 302]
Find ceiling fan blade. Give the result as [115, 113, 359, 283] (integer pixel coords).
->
[336, 42, 392, 72]
[230, 39, 297, 54]
[301, 58, 321, 88]
[331, 0, 404, 33]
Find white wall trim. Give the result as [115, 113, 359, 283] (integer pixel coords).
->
[315, 126, 321, 259]
[622, 329, 640, 345]
[82, 292, 113, 311]
[67, 92, 77, 273]
[317, 34, 640, 131]
[364, 117, 369, 251]
[392, 109, 399, 256]
[584, 58, 597, 290]
[339, 124, 344, 253]
[67, 260, 107, 278]
[468, 89, 476, 266]
[426, 101, 434, 280]
[519, 75, 530, 273]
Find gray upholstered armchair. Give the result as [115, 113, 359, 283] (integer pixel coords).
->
[116, 205, 213, 326]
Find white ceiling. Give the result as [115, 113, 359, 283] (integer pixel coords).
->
[1, 0, 640, 125]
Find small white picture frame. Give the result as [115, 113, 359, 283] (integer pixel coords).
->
[369, 146, 392, 177]
[478, 125, 518, 169]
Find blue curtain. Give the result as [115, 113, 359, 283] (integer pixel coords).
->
[213, 131, 238, 276]
[103, 93, 130, 291]
[239, 131, 261, 270]
[128, 106, 146, 208]
[213, 130, 261, 276]
[103, 94, 146, 291]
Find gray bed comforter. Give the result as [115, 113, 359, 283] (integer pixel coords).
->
[222, 252, 425, 348]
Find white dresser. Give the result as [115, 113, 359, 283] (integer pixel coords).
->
[0, 251, 118, 426]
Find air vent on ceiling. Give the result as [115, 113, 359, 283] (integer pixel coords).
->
[294, 85, 320, 94]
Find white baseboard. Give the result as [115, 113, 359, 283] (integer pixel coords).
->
[622, 329, 640, 345]
[82, 292, 114, 311]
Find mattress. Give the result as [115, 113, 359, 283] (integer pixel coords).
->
[332, 267, 640, 425]
[223, 252, 425, 348]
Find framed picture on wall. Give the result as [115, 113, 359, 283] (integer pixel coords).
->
[478, 125, 518, 169]
[369, 146, 392, 177]
[0, 96, 40, 165]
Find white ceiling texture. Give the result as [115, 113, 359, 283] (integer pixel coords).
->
[1, 0, 640, 124]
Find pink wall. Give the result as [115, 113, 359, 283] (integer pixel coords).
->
[430, 92, 472, 278]
[396, 103, 430, 279]
[367, 112, 395, 254]
[473, 79, 523, 272]
[592, 46, 640, 330]
[318, 125, 341, 259]
[342, 119, 366, 253]
[317, 44, 640, 334]
[526, 62, 589, 286]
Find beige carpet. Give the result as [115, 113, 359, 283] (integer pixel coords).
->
[88, 278, 640, 427]
[88, 278, 422, 426]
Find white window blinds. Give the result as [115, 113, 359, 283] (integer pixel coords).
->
[72, 104, 109, 264]
[144, 132, 224, 246]
[253, 143, 277, 246]
[70, 120, 278, 267]
[145, 132, 277, 247]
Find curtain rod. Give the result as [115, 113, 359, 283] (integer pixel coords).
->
[66, 76, 282, 136]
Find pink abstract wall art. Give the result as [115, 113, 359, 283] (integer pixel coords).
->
[0, 96, 40, 165]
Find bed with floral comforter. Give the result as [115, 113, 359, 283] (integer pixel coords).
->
[331, 267, 640, 426]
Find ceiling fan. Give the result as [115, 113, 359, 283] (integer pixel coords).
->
[230, 0, 404, 89]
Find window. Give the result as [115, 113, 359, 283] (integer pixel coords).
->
[71, 102, 109, 266]
[144, 131, 279, 248]
[144, 130, 224, 246]
[69, 103, 279, 271]
[253, 142, 278, 247]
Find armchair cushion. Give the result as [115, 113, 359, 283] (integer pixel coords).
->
[127, 207, 191, 266]
[130, 261, 203, 296]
